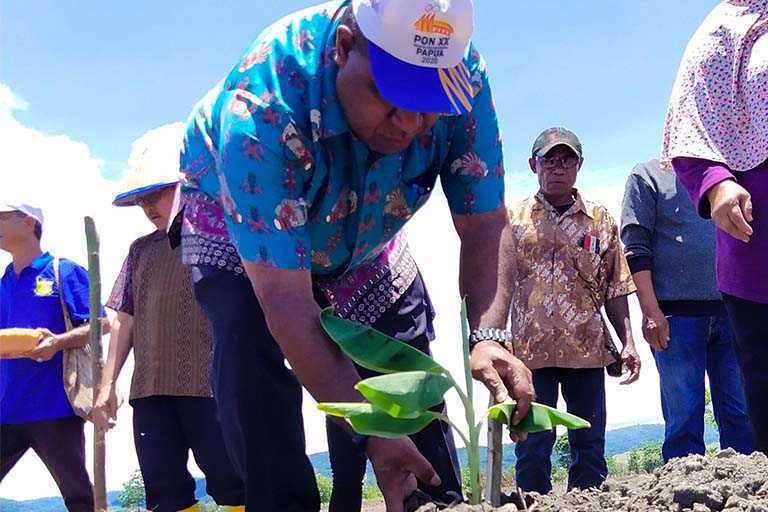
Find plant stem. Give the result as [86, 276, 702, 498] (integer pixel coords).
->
[459, 301, 482, 504]
[438, 413, 470, 450]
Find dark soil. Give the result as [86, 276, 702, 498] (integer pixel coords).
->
[412, 449, 768, 512]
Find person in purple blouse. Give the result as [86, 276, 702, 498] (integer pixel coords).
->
[662, 0, 768, 453]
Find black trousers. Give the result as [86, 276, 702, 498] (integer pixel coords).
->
[194, 271, 320, 512]
[515, 368, 607, 494]
[325, 274, 462, 512]
[193, 269, 461, 511]
[0, 416, 93, 512]
[131, 396, 244, 511]
[723, 293, 768, 453]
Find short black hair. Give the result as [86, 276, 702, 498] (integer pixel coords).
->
[33, 220, 42, 241]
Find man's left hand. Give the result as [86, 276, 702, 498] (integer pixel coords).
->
[26, 328, 62, 362]
[619, 342, 641, 385]
[470, 341, 535, 442]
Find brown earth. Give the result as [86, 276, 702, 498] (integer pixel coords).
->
[405, 449, 768, 512]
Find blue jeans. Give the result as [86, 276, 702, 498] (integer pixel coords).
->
[653, 315, 754, 461]
[515, 368, 607, 494]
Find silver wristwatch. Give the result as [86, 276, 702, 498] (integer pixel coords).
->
[468, 327, 513, 352]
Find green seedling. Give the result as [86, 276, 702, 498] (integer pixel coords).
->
[318, 301, 590, 505]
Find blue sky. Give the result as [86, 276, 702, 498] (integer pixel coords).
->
[3, 0, 719, 184]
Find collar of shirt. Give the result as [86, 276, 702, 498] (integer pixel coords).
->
[532, 189, 593, 219]
[2, 251, 53, 281]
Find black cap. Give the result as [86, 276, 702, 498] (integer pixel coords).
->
[531, 127, 583, 158]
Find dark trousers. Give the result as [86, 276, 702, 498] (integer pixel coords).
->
[194, 271, 320, 512]
[325, 275, 462, 512]
[723, 293, 768, 454]
[652, 315, 754, 461]
[0, 416, 93, 512]
[515, 368, 607, 494]
[131, 396, 244, 511]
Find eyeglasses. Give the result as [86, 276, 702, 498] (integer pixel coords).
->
[536, 155, 580, 170]
[135, 188, 169, 207]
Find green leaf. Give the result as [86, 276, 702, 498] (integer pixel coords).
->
[317, 402, 443, 438]
[487, 401, 591, 433]
[320, 308, 444, 374]
[355, 371, 453, 418]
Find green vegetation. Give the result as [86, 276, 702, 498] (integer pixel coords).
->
[315, 472, 381, 504]
[553, 433, 571, 471]
[317, 303, 590, 504]
[627, 441, 664, 474]
[118, 470, 145, 511]
[705, 388, 717, 428]
[316, 473, 333, 504]
[606, 454, 623, 476]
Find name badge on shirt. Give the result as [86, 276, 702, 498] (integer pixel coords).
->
[579, 234, 601, 255]
[34, 277, 54, 297]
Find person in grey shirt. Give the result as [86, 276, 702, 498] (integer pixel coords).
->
[620, 158, 754, 461]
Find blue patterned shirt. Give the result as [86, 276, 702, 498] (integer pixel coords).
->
[180, 0, 505, 276]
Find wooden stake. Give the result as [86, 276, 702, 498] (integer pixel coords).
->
[85, 217, 107, 512]
[484, 396, 503, 506]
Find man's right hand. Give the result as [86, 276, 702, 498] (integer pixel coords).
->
[470, 341, 535, 442]
[366, 436, 441, 512]
[642, 307, 669, 351]
[92, 383, 120, 431]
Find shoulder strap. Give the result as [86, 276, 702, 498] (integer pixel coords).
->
[53, 257, 74, 332]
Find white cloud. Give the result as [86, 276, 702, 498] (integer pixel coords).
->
[0, 83, 29, 114]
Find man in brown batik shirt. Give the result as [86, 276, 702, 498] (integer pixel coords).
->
[509, 127, 641, 494]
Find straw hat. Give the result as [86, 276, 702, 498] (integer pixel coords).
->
[113, 122, 186, 207]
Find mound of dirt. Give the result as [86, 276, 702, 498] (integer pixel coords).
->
[414, 449, 768, 511]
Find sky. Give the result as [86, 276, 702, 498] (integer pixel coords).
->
[0, 0, 722, 501]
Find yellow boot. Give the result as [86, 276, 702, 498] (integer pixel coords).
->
[225, 507, 246, 512]
[177, 504, 201, 512]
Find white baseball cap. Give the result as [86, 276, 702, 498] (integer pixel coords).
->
[0, 203, 44, 224]
[113, 122, 185, 207]
[352, 0, 475, 115]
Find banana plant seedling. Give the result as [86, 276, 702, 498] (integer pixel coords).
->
[318, 301, 590, 505]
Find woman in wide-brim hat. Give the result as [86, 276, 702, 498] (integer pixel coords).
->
[95, 123, 245, 512]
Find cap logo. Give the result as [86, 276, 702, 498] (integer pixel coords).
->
[413, 9, 454, 36]
[412, 4, 454, 65]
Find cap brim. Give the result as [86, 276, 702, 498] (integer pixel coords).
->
[537, 142, 582, 158]
[113, 182, 178, 207]
[0, 205, 18, 213]
[368, 42, 474, 116]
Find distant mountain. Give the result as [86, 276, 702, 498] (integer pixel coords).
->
[0, 423, 720, 511]
[308, 422, 719, 479]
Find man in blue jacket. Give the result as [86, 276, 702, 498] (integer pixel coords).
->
[0, 203, 100, 512]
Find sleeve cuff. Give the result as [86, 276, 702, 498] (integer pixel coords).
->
[696, 166, 735, 219]
[628, 256, 653, 274]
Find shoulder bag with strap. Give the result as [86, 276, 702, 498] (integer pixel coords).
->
[571, 252, 624, 378]
[54, 257, 97, 421]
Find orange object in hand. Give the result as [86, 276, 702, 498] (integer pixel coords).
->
[0, 328, 43, 358]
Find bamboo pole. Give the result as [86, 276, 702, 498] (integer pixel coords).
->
[85, 217, 107, 512]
